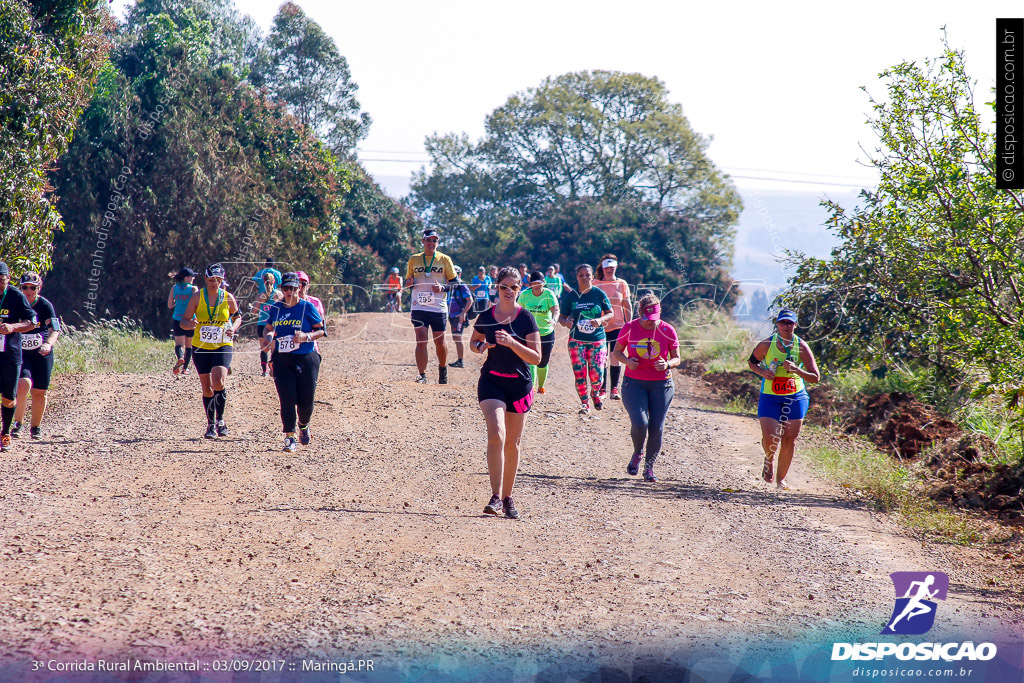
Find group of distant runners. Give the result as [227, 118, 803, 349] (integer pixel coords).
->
[0, 236, 820, 518]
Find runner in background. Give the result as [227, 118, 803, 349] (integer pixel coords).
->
[446, 266, 473, 368]
[0, 262, 37, 452]
[251, 258, 282, 295]
[263, 272, 325, 452]
[517, 263, 530, 289]
[405, 228, 457, 384]
[12, 272, 58, 440]
[747, 309, 820, 490]
[469, 266, 492, 320]
[543, 265, 563, 299]
[553, 263, 572, 294]
[249, 272, 282, 377]
[471, 266, 541, 519]
[612, 293, 680, 482]
[384, 267, 403, 312]
[488, 266, 500, 306]
[594, 253, 632, 400]
[180, 264, 242, 439]
[518, 271, 559, 394]
[168, 267, 198, 376]
[558, 264, 613, 414]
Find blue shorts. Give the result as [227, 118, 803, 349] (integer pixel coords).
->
[757, 391, 809, 422]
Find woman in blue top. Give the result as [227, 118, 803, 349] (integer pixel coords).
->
[167, 267, 198, 375]
[262, 272, 326, 453]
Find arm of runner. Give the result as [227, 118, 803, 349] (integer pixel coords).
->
[495, 328, 541, 365]
[167, 287, 175, 310]
[224, 294, 241, 338]
[747, 340, 774, 381]
[612, 337, 638, 370]
[653, 343, 681, 371]
[469, 328, 493, 353]
[784, 340, 820, 383]
[179, 291, 200, 330]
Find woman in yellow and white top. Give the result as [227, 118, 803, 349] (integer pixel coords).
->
[747, 308, 820, 490]
[179, 263, 242, 440]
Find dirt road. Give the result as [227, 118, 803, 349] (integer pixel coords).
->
[0, 313, 1020, 677]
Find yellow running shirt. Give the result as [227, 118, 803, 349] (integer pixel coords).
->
[191, 288, 233, 350]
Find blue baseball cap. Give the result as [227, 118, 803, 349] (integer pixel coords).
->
[776, 309, 798, 323]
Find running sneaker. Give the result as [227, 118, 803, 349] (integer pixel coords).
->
[610, 387, 621, 400]
[10, 421, 20, 439]
[502, 496, 520, 520]
[449, 359, 464, 368]
[0, 434, 10, 451]
[438, 366, 448, 384]
[643, 467, 658, 482]
[261, 369, 267, 377]
[538, 387, 546, 394]
[627, 453, 642, 476]
[173, 358, 185, 375]
[203, 423, 217, 440]
[578, 402, 590, 415]
[299, 425, 311, 445]
[593, 394, 604, 411]
[283, 436, 298, 453]
[415, 373, 427, 384]
[483, 495, 502, 516]
[216, 420, 228, 437]
[29, 426, 40, 440]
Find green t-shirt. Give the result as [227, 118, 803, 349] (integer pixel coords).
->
[544, 276, 563, 298]
[518, 287, 559, 335]
[559, 287, 612, 342]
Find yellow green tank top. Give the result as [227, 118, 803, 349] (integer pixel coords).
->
[191, 288, 233, 350]
[761, 333, 805, 396]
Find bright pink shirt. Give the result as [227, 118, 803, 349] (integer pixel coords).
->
[618, 319, 679, 381]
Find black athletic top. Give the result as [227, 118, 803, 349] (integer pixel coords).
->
[473, 306, 539, 382]
[0, 285, 36, 363]
[22, 296, 58, 353]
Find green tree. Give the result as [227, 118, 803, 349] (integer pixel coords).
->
[0, 0, 109, 272]
[409, 70, 740, 275]
[255, 1, 370, 158]
[781, 35, 1024, 405]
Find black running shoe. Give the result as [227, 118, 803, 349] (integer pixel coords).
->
[415, 373, 427, 384]
[29, 426, 40, 440]
[299, 425, 311, 445]
[483, 495, 502, 515]
[216, 420, 228, 437]
[643, 467, 658, 482]
[283, 436, 298, 453]
[502, 496, 520, 519]
[10, 422, 20, 439]
[204, 423, 217, 440]
[627, 453, 642, 476]
[449, 359, 464, 368]
[438, 366, 448, 384]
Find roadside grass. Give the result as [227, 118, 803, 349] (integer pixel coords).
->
[54, 318, 172, 375]
[676, 309, 754, 373]
[801, 435, 996, 545]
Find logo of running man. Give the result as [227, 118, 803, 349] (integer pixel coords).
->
[881, 572, 948, 635]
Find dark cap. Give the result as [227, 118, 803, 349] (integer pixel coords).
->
[177, 267, 197, 279]
[776, 309, 798, 324]
[422, 228, 439, 239]
[20, 272, 41, 285]
[529, 271, 545, 285]
[0, 262, 9, 277]
[206, 263, 226, 279]
[280, 272, 301, 288]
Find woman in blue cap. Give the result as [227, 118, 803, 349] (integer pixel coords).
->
[747, 308, 820, 489]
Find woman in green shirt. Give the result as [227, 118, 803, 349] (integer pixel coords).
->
[518, 271, 560, 393]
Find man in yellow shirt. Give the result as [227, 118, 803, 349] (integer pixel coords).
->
[405, 228, 458, 384]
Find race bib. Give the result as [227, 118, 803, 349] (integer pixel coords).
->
[576, 319, 596, 334]
[416, 291, 435, 305]
[21, 334, 43, 351]
[276, 335, 297, 353]
[772, 377, 798, 395]
[199, 325, 224, 344]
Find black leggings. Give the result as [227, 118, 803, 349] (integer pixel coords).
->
[621, 376, 675, 462]
[538, 331, 555, 368]
[272, 352, 321, 432]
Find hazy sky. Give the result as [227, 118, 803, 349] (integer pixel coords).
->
[113, 1, 1016, 193]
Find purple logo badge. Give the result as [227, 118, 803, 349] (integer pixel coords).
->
[881, 572, 948, 635]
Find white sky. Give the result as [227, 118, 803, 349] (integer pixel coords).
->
[114, 0, 1017, 192]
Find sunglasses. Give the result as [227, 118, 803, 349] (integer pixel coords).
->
[21, 284, 38, 291]
[498, 284, 520, 292]
[281, 285, 298, 291]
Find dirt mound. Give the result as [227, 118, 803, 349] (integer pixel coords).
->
[700, 370, 759, 405]
[843, 392, 961, 458]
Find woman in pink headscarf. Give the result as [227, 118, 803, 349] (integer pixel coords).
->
[611, 292, 680, 482]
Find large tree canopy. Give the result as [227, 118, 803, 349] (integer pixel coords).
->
[409, 70, 741, 300]
[0, 0, 109, 272]
[780, 36, 1024, 406]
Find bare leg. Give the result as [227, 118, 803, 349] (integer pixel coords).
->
[501, 410, 528, 496]
[29, 388, 47, 428]
[480, 399, 506, 496]
[414, 326, 429, 374]
[758, 417, 783, 482]
[432, 328, 447, 367]
[775, 419, 803, 489]
[14, 377, 31, 425]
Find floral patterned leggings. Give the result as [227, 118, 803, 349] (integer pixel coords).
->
[568, 339, 607, 403]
